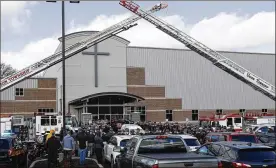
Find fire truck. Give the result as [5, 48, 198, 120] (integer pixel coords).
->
[199, 112, 274, 132]
[35, 113, 79, 136]
[199, 113, 244, 132]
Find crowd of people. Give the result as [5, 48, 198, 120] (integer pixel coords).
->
[43, 119, 238, 167]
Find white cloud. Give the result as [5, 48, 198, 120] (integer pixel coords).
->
[1, 11, 275, 70]
[1, 1, 37, 33]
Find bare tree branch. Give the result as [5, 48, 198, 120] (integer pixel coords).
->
[1, 63, 17, 78]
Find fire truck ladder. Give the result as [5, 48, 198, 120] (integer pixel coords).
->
[120, 1, 276, 101]
[0, 3, 166, 92]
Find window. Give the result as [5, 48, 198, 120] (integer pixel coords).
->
[216, 109, 223, 115]
[15, 88, 24, 96]
[50, 116, 57, 125]
[259, 126, 269, 133]
[184, 139, 200, 146]
[41, 117, 50, 126]
[210, 144, 222, 156]
[238, 148, 276, 162]
[192, 110, 198, 121]
[166, 110, 172, 121]
[198, 146, 208, 154]
[231, 135, 257, 143]
[126, 138, 138, 154]
[224, 147, 237, 159]
[120, 139, 130, 147]
[138, 137, 187, 154]
[139, 107, 146, 122]
[38, 108, 54, 113]
[262, 109, 268, 112]
[234, 118, 241, 123]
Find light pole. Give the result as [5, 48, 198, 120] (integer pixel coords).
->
[46, 1, 79, 135]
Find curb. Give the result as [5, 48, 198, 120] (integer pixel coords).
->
[29, 157, 103, 168]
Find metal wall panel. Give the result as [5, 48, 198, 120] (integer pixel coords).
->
[126, 47, 275, 109]
[44, 32, 128, 112]
[1, 79, 38, 100]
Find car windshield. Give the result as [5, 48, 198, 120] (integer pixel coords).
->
[120, 139, 129, 147]
[138, 137, 187, 154]
[211, 135, 223, 142]
[184, 139, 200, 146]
[238, 148, 276, 162]
[0, 139, 10, 149]
[231, 135, 257, 143]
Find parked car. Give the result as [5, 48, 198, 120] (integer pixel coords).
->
[120, 124, 145, 134]
[115, 135, 220, 168]
[0, 137, 26, 168]
[103, 135, 134, 168]
[171, 134, 201, 151]
[205, 132, 258, 143]
[195, 141, 276, 168]
[256, 132, 276, 151]
[253, 124, 275, 134]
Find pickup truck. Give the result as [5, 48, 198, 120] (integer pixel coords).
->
[114, 135, 220, 168]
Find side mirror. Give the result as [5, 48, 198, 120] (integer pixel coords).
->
[113, 146, 122, 152]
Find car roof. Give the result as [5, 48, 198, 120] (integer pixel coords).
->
[113, 135, 134, 140]
[212, 141, 272, 150]
[175, 134, 197, 139]
[139, 135, 183, 139]
[208, 132, 255, 136]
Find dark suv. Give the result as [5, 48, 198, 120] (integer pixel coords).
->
[195, 141, 276, 168]
[205, 132, 258, 143]
[0, 137, 26, 168]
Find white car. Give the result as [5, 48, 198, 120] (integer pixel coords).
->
[120, 124, 145, 134]
[176, 134, 201, 152]
[253, 124, 275, 133]
[103, 135, 134, 168]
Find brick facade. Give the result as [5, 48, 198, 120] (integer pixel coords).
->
[127, 67, 145, 85]
[127, 86, 165, 97]
[0, 78, 57, 116]
[126, 66, 275, 122]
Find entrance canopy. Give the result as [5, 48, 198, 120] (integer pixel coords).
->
[69, 92, 145, 106]
[69, 92, 146, 121]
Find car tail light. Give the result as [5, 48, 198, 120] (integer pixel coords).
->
[218, 161, 223, 168]
[152, 164, 159, 168]
[8, 149, 13, 156]
[232, 162, 251, 168]
[156, 135, 167, 139]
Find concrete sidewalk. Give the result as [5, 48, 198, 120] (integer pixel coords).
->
[29, 157, 103, 168]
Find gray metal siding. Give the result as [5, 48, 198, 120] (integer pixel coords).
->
[44, 32, 128, 113]
[1, 79, 38, 100]
[126, 47, 275, 109]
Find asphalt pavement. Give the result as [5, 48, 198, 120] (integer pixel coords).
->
[29, 157, 103, 168]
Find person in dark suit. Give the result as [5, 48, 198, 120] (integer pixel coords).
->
[46, 131, 61, 168]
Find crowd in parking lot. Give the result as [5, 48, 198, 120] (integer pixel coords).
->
[0, 118, 275, 168]
[54, 119, 275, 167]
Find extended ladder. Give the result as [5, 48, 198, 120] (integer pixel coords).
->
[0, 2, 167, 92]
[120, 1, 276, 101]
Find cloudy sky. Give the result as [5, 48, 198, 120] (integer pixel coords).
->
[1, 1, 275, 70]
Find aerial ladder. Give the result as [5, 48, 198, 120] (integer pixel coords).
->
[120, 0, 276, 101]
[0, 2, 167, 92]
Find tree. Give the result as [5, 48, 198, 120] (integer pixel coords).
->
[1, 63, 17, 78]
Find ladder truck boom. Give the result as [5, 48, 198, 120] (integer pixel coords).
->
[120, 1, 275, 101]
[0, 2, 167, 92]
